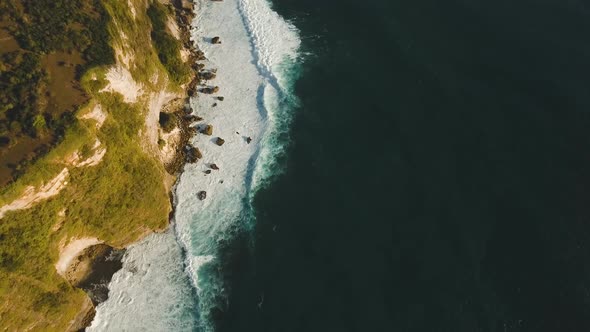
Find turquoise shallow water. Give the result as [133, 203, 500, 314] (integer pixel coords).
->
[213, 0, 590, 331]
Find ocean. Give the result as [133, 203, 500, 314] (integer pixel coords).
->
[92, 0, 590, 331]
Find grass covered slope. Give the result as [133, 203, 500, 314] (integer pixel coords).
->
[0, 0, 192, 330]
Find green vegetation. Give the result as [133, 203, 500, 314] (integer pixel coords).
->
[0, 0, 188, 329]
[0, 51, 45, 137]
[147, 2, 191, 84]
[6, 0, 114, 67]
[0, 94, 169, 330]
[0, 0, 116, 185]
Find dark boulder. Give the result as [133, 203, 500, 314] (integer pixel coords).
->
[195, 52, 206, 61]
[212, 36, 221, 44]
[215, 137, 225, 146]
[186, 146, 202, 163]
[197, 191, 207, 200]
[184, 115, 203, 122]
[200, 124, 213, 135]
[199, 71, 217, 80]
[210, 164, 219, 170]
[200, 86, 220, 94]
[246, 137, 252, 144]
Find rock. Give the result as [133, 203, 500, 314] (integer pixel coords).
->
[212, 103, 217, 107]
[216, 96, 224, 101]
[195, 52, 206, 61]
[200, 124, 213, 135]
[204, 170, 212, 174]
[210, 164, 219, 170]
[215, 137, 225, 146]
[197, 191, 207, 200]
[184, 115, 202, 122]
[246, 137, 252, 144]
[186, 146, 202, 163]
[200, 86, 219, 94]
[212, 36, 221, 44]
[199, 71, 216, 80]
[187, 86, 197, 97]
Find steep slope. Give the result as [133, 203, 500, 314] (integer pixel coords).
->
[0, 0, 197, 330]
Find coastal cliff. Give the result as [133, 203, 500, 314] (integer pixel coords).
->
[0, 0, 200, 329]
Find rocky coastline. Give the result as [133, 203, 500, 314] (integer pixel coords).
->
[65, 1, 212, 329]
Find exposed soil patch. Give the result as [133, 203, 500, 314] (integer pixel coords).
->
[41, 51, 89, 117]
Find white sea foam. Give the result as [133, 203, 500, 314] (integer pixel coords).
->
[87, 231, 200, 331]
[90, 0, 300, 330]
[173, 0, 300, 328]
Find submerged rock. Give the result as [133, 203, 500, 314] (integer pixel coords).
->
[197, 191, 207, 200]
[215, 137, 225, 146]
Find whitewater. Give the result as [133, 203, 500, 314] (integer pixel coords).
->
[88, 0, 300, 330]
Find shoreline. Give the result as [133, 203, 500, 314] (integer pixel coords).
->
[85, 0, 300, 328]
[66, 1, 205, 329]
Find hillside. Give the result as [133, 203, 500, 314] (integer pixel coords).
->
[0, 0, 198, 330]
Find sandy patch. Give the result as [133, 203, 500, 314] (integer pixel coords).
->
[160, 127, 181, 164]
[80, 104, 107, 129]
[167, 18, 181, 39]
[101, 66, 142, 103]
[0, 168, 70, 219]
[55, 237, 102, 276]
[180, 48, 190, 62]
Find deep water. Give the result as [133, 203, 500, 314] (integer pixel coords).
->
[215, 0, 590, 331]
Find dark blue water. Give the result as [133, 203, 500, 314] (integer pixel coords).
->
[216, 0, 590, 331]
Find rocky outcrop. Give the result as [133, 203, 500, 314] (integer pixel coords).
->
[65, 244, 125, 305]
[185, 145, 202, 163]
[0, 168, 69, 219]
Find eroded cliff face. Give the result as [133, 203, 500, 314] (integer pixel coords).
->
[0, 0, 198, 329]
